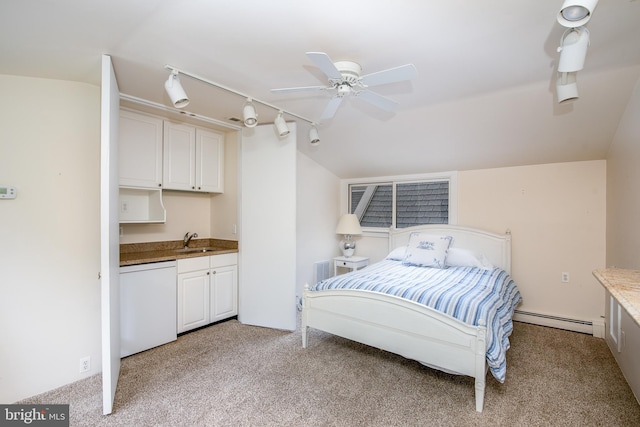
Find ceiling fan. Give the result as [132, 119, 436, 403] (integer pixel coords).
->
[271, 52, 417, 120]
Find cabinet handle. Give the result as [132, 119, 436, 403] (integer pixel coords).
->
[158, 183, 162, 187]
[207, 272, 210, 275]
[212, 270, 216, 275]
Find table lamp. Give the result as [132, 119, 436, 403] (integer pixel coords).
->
[336, 214, 362, 257]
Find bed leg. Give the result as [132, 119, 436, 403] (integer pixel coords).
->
[474, 376, 485, 412]
[302, 325, 308, 348]
[301, 285, 308, 348]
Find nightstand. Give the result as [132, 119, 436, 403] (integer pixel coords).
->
[334, 256, 369, 276]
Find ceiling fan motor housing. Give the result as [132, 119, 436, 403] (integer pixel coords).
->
[332, 61, 362, 86]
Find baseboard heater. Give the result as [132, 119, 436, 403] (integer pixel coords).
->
[513, 310, 604, 337]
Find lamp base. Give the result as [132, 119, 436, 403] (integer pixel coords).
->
[339, 240, 356, 258]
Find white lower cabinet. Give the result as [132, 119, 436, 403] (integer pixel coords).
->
[177, 253, 238, 333]
[605, 290, 640, 403]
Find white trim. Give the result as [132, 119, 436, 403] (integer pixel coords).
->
[120, 93, 242, 131]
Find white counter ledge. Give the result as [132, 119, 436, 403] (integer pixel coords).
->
[593, 268, 640, 327]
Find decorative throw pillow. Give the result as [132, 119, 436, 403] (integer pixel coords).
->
[385, 246, 407, 261]
[402, 233, 453, 268]
[446, 247, 494, 270]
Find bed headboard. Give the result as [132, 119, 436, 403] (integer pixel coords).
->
[388, 225, 512, 274]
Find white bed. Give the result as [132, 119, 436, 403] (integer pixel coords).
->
[301, 225, 516, 412]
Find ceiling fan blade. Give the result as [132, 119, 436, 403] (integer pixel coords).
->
[320, 96, 344, 120]
[356, 90, 399, 113]
[271, 85, 328, 94]
[306, 52, 342, 80]
[360, 64, 417, 87]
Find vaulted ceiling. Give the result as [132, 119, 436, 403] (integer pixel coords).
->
[1, 0, 639, 178]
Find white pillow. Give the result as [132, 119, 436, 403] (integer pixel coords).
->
[386, 246, 407, 261]
[446, 247, 494, 270]
[402, 233, 453, 268]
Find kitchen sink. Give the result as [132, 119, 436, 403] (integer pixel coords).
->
[175, 247, 218, 254]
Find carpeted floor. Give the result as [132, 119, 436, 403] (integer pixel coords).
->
[20, 319, 640, 426]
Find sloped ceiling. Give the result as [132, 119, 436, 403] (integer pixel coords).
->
[1, 0, 639, 178]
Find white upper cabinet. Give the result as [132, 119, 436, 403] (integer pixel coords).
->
[163, 121, 224, 193]
[196, 128, 224, 193]
[118, 109, 163, 189]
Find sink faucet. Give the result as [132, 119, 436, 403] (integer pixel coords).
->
[184, 232, 198, 249]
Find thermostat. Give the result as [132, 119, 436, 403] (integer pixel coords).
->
[0, 186, 17, 199]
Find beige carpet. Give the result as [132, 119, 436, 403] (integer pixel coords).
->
[20, 319, 640, 426]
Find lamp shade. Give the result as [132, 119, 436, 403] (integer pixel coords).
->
[335, 214, 362, 236]
[557, 0, 598, 28]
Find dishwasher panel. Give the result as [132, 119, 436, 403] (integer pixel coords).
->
[120, 261, 177, 357]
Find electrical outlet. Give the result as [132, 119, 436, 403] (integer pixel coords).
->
[561, 272, 570, 283]
[80, 356, 91, 373]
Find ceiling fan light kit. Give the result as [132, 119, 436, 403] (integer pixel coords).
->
[555, 0, 598, 103]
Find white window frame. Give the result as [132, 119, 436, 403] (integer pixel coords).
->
[340, 171, 458, 236]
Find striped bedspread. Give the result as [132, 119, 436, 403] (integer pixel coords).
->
[310, 259, 522, 382]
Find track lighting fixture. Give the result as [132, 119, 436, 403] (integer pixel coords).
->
[557, 0, 598, 28]
[309, 126, 320, 146]
[164, 71, 189, 108]
[274, 111, 290, 137]
[557, 27, 590, 72]
[557, 72, 579, 103]
[243, 99, 258, 127]
[163, 65, 321, 144]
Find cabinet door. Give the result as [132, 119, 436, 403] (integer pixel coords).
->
[119, 110, 163, 188]
[195, 129, 224, 193]
[210, 265, 237, 322]
[163, 121, 196, 191]
[177, 270, 210, 333]
[606, 291, 622, 353]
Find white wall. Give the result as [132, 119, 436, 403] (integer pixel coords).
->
[210, 130, 239, 241]
[120, 191, 212, 243]
[606, 76, 640, 269]
[296, 152, 341, 296]
[458, 161, 607, 324]
[0, 75, 102, 403]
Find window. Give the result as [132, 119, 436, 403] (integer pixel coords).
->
[348, 174, 455, 230]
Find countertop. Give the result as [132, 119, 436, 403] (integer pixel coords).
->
[593, 268, 640, 327]
[120, 238, 238, 266]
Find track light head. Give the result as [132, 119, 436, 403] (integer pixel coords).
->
[557, 27, 590, 73]
[164, 71, 189, 108]
[309, 126, 320, 146]
[274, 112, 290, 137]
[557, 72, 579, 103]
[557, 0, 598, 28]
[243, 99, 258, 128]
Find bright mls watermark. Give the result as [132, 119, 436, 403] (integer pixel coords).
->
[0, 405, 69, 427]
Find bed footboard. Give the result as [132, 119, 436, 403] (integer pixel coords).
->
[302, 286, 488, 412]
